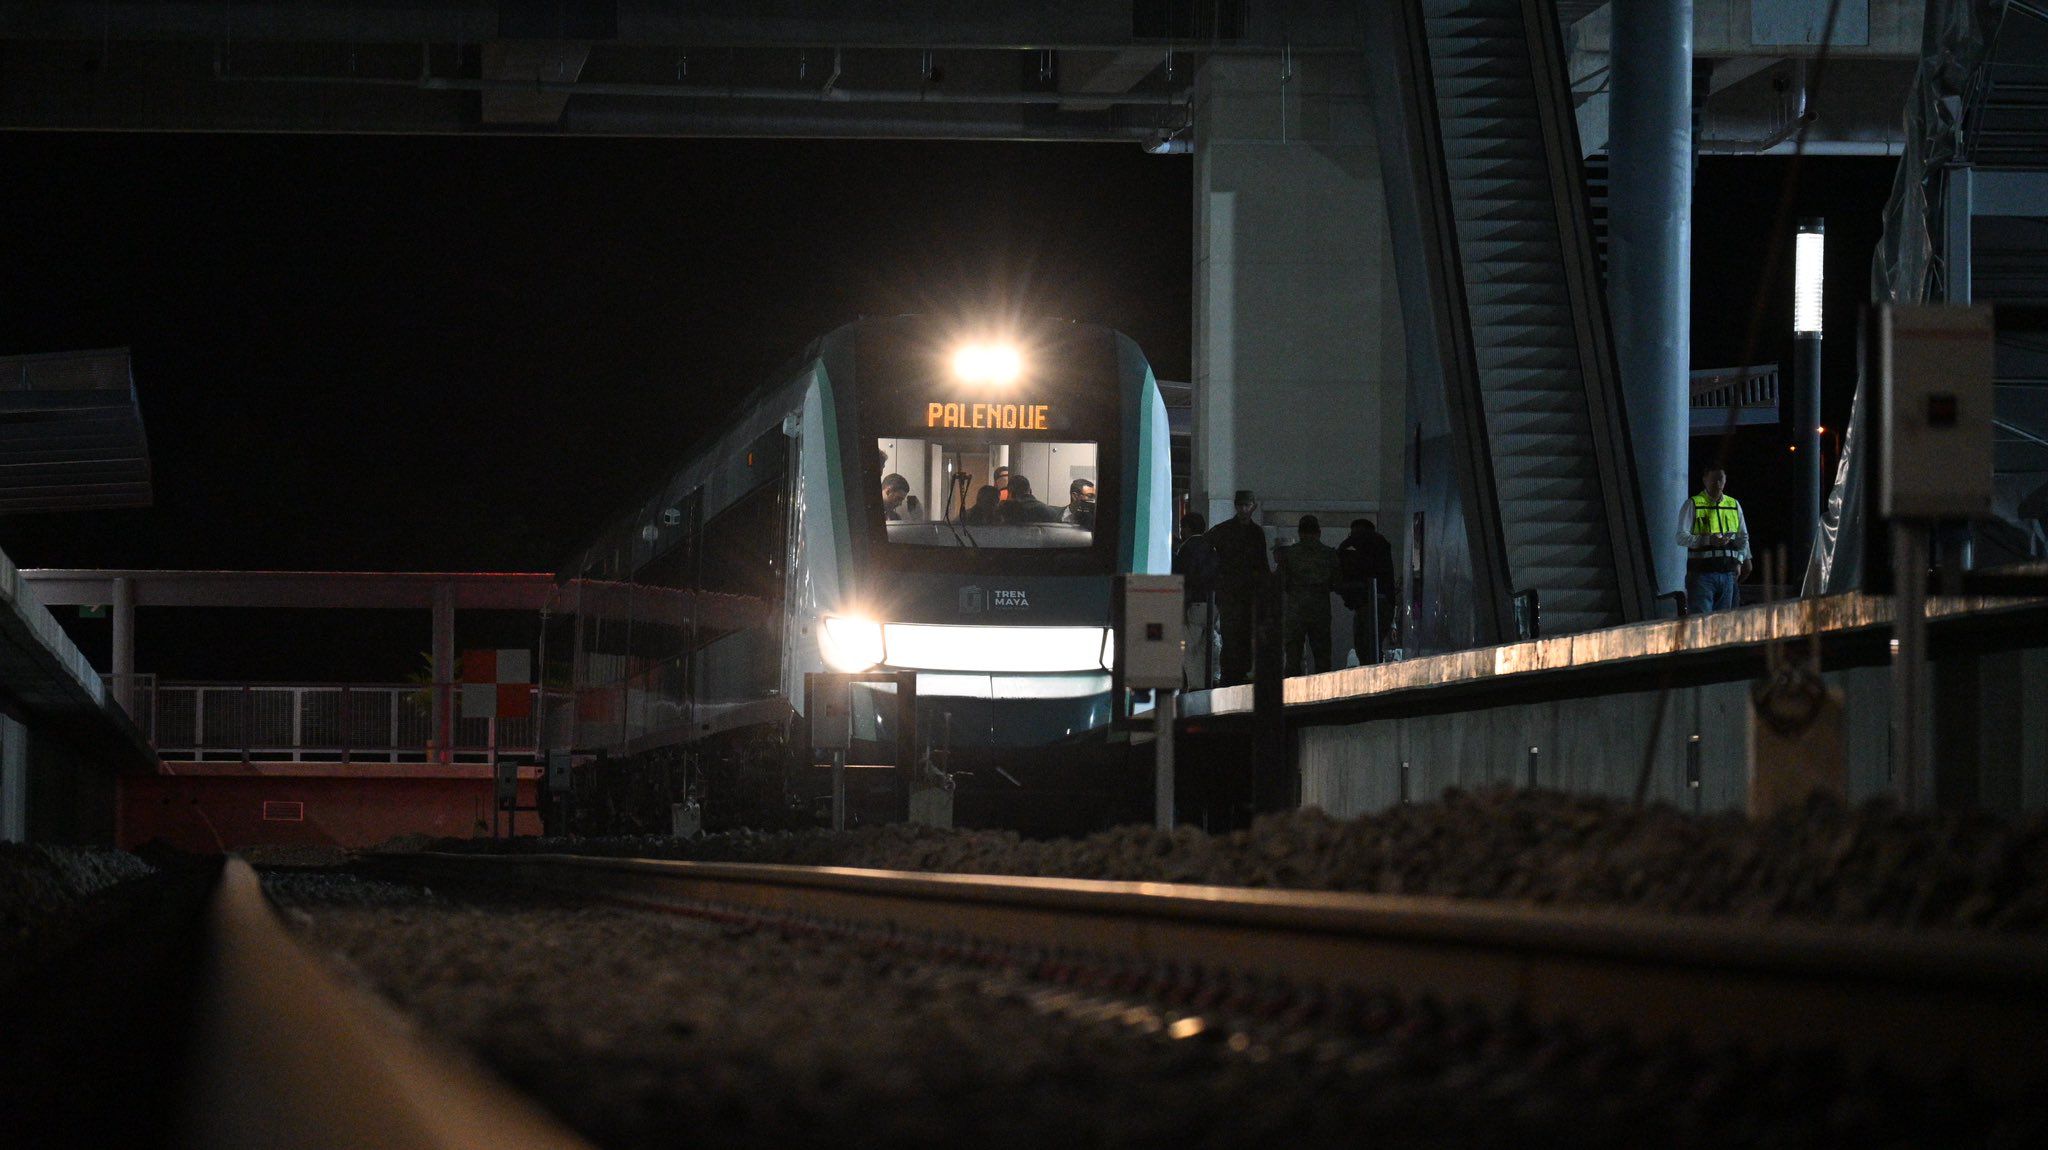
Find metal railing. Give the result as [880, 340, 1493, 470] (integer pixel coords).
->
[1688, 364, 1781, 433]
[127, 681, 559, 764]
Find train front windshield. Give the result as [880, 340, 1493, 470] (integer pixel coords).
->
[877, 434, 1099, 549]
[858, 322, 1122, 562]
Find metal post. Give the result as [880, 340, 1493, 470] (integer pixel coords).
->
[431, 583, 455, 763]
[1892, 520, 1931, 809]
[1609, 0, 1694, 598]
[1525, 745, 1539, 789]
[1155, 687, 1178, 831]
[1794, 330, 1824, 556]
[1686, 733, 1702, 814]
[110, 575, 135, 716]
[831, 749, 848, 832]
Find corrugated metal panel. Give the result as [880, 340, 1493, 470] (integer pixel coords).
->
[0, 347, 152, 513]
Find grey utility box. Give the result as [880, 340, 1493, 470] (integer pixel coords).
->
[1118, 574, 1185, 690]
[1882, 304, 1995, 519]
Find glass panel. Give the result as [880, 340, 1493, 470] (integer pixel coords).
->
[876, 436, 1097, 549]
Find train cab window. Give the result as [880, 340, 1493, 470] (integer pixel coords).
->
[876, 436, 1098, 549]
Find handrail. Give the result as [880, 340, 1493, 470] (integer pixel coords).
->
[138, 681, 569, 763]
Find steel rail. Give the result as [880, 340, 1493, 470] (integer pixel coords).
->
[389, 851, 2048, 1100]
[186, 859, 592, 1150]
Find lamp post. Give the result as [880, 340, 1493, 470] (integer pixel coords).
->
[1793, 219, 1825, 566]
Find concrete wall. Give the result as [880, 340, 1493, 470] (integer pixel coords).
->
[1191, 55, 1408, 543]
[1, 714, 24, 841]
[117, 774, 542, 852]
[19, 718, 122, 844]
[1300, 648, 2048, 816]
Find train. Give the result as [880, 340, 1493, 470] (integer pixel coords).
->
[539, 315, 1174, 836]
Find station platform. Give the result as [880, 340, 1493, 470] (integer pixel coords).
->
[1183, 591, 2048, 818]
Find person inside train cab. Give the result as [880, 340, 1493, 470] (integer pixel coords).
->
[964, 484, 1001, 526]
[998, 474, 1061, 524]
[881, 473, 924, 523]
[1062, 478, 1097, 530]
[993, 465, 1012, 502]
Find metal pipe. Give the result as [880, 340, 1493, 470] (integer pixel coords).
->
[111, 575, 135, 717]
[1608, 0, 1693, 599]
[1892, 521, 1930, 809]
[1154, 688, 1177, 831]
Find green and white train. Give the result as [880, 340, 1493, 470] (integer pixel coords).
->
[543, 315, 1174, 834]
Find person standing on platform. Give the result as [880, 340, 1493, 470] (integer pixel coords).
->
[1173, 512, 1221, 689]
[1277, 515, 1339, 676]
[1677, 468, 1751, 614]
[1206, 490, 1270, 686]
[1336, 518, 1397, 665]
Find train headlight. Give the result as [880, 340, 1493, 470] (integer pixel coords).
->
[819, 613, 885, 672]
[950, 342, 1022, 385]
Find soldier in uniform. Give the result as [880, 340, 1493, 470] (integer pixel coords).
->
[1276, 514, 1340, 676]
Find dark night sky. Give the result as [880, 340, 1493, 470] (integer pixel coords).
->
[0, 133, 1196, 576]
[0, 131, 1891, 678]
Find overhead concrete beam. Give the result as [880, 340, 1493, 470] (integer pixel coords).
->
[20, 570, 559, 611]
[1572, 0, 1923, 57]
[1057, 48, 1167, 112]
[1, 1, 1366, 51]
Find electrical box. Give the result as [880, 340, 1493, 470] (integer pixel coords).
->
[546, 750, 574, 795]
[1882, 304, 1995, 519]
[1117, 574, 1185, 691]
[809, 674, 853, 750]
[494, 757, 519, 812]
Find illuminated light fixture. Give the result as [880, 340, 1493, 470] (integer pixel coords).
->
[951, 342, 1023, 385]
[883, 622, 1110, 673]
[819, 613, 885, 672]
[1794, 221, 1825, 335]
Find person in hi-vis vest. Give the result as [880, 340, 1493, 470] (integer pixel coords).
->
[1676, 468, 1751, 615]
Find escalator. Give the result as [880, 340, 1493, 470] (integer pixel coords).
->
[1368, 0, 1653, 649]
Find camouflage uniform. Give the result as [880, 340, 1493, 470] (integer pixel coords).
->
[1277, 535, 1339, 676]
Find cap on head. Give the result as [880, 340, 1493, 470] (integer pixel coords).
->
[1233, 489, 1255, 505]
[1352, 518, 1373, 534]
[1298, 514, 1321, 536]
[1183, 511, 1207, 534]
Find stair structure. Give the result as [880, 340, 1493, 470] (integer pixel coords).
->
[1368, 0, 1652, 647]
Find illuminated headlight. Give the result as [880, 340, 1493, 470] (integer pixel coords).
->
[818, 614, 885, 672]
[951, 342, 1022, 385]
[879, 623, 1111, 674]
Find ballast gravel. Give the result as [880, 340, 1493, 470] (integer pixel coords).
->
[427, 787, 2048, 933]
[270, 873, 2041, 1150]
[0, 844, 155, 988]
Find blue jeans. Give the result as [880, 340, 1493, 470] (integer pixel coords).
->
[1686, 570, 1739, 615]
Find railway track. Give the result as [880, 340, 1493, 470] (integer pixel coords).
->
[379, 850, 2048, 1101]
[2, 858, 590, 1150]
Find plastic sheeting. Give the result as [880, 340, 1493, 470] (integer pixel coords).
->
[1803, 0, 2005, 595]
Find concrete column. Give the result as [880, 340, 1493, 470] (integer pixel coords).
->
[431, 583, 455, 762]
[1608, 0, 1693, 596]
[1191, 55, 1407, 537]
[111, 575, 135, 716]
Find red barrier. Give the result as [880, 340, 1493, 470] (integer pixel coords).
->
[118, 771, 542, 853]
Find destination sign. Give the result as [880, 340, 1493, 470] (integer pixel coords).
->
[925, 401, 1051, 431]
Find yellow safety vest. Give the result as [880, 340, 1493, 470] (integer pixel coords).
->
[1689, 493, 1743, 559]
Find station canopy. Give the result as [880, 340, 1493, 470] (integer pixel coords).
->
[0, 348, 152, 513]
